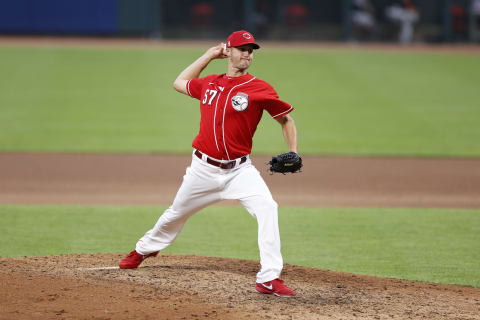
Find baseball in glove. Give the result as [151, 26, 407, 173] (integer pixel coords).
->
[268, 152, 303, 174]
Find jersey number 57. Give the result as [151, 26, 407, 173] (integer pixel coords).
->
[202, 89, 218, 106]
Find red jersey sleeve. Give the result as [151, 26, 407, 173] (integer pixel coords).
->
[186, 75, 217, 100]
[258, 84, 294, 119]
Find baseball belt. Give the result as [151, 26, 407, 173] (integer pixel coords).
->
[194, 150, 247, 169]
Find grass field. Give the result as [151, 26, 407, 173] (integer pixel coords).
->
[1, 205, 479, 288]
[0, 46, 479, 156]
[1, 44, 479, 289]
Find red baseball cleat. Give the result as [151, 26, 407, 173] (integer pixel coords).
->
[255, 278, 295, 297]
[119, 250, 158, 269]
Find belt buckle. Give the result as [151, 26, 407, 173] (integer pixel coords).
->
[223, 162, 235, 169]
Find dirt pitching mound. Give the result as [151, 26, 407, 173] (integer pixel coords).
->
[1, 254, 479, 320]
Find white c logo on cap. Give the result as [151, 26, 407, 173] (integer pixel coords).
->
[242, 33, 252, 39]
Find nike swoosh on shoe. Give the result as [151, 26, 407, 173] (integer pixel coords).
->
[261, 283, 273, 290]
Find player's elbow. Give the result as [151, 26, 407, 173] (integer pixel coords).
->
[173, 78, 188, 94]
[173, 79, 181, 92]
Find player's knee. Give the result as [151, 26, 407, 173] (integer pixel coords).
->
[270, 198, 278, 211]
[260, 197, 278, 215]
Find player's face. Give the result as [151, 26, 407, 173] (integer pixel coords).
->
[229, 45, 254, 71]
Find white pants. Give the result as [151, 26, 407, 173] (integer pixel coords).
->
[135, 151, 283, 283]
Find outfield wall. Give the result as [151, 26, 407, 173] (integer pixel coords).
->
[0, 0, 477, 43]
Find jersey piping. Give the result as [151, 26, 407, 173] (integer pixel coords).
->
[272, 105, 294, 119]
[222, 77, 256, 160]
[186, 80, 192, 97]
[212, 91, 222, 152]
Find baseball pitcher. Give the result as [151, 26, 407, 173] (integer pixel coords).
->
[119, 30, 301, 297]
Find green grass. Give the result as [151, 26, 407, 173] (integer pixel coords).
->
[0, 46, 479, 156]
[1, 205, 479, 287]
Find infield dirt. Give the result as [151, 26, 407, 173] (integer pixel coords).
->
[1, 153, 480, 319]
[1, 254, 480, 320]
[1, 153, 480, 208]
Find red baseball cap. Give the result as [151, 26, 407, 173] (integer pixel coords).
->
[226, 30, 260, 49]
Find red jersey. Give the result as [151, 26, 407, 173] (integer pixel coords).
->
[186, 73, 294, 160]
